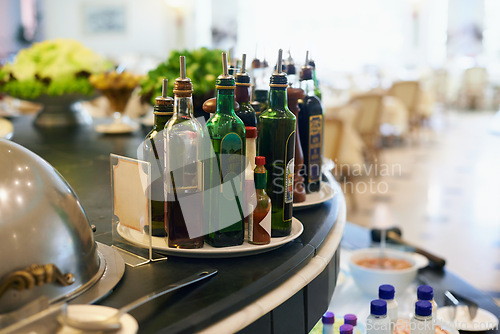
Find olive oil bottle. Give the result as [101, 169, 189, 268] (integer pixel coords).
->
[205, 52, 246, 247]
[235, 54, 257, 127]
[257, 49, 296, 237]
[143, 79, 173, 237]
[298, 51, 323, 193]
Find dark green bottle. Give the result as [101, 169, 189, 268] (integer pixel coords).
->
[205, 52, 246, 247]
[235, 54, 257, 127]
[143, 78, 173, 237]
[257, 49, 296, 237]
[299, 51, 323, 193]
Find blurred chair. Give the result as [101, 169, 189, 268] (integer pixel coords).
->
[388, 81, 420, 137]
[459, 67, 488, 110]
[324, 116, 358, 212]
[351, 93, 384, 166]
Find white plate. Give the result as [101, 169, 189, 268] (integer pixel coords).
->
[58, 305, 138, 334]
[118, 217, 303, 258]
[95, 120, 140, 134]
[437, 306, 499, 331]
[0, 118, 13, 139]
[293, 182, 336, 210]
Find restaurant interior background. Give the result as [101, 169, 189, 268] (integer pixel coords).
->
[2, 0, 500, 309]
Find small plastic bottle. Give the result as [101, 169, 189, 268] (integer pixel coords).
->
[344, 314, 358, 334]
[411, 300, 434, 334]
[322, 311, 335, 334]
[340, 324, 354, 334]
[366, 299, 391, 334]
[379, 284, 398, 329]
[417, 285, 438, 317]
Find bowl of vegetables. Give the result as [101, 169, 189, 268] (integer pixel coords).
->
[0, 39, 112, 127]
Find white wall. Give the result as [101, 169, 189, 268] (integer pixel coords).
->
[0, 0, 23, 57]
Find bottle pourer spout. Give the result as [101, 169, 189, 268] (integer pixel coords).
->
[162, 78, 168, 98]
[222, 52, 228, 76]
[305, 51, 309, 66]
[241, 54, 246, 73]
[180, 56, 186, 79]
[277, 49, 283, 74]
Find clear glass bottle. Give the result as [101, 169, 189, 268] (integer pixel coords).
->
[205, 52, 246, 247]
[366, 299, 391, 334]
[344, 314, 358, 334]
[411, 301, 434, 334]
[249, 156, 271, 245]
[235, 54, 257, 127]
[322, 311, 335, 334]
[417, 285, 438, 317]
[257, 49, 296, 237]
[164, 56, 204, 249]
[298, 51, 323, 194]
[143, 78, 173, 237]
[340, 324, 354, 334]
[244, 126, 257, 232]
[379, 284, 398, 330]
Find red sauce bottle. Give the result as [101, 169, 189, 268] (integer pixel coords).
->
[249, 156, 271, 245]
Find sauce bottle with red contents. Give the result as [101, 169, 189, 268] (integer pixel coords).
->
[249, 156, 271, 245]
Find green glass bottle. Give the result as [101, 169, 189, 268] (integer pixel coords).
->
[143, 78, 173, 237]
[235, 54, 257, 127]
[257, 49, 296, 237]
[205, 52, 246, 247]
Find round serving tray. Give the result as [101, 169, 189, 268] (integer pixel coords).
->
[117, 218, 303, 258]
[293, 182, 336, 210]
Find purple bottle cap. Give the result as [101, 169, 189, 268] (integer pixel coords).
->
[370, 299, 387, 316]
[417, 285, 434, 301]
[415, 300, 432, 316]
[322, 311, 335, 325]
[379, 284, 395, 300]
[344, 314, 357, 326]
[340, 324, 354, 334]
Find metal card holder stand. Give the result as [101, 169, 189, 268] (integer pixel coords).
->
[110, 154, 168, 267]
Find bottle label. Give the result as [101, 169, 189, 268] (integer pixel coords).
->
[260, 209, 271, 237]
[308, 114, 322, 183]
[283, 129, 295, 222]
[285, 158, 294, 204]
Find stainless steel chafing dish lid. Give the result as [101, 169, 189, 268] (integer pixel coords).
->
[0, 139, 100, 314]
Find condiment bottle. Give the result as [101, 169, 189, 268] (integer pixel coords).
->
[244, 126, 257, 231]
[235, 54, 257, 127]
[205, 52, 246, 247]
[143, 78, 173, 237]
[366, 299, 391, 334]
[287, 85, 306, 203]
[340, 324, 354, 334]
[298, 51, 323, 193]
[249, 156, 271, 245]
[379, 284, 398, 330]
[411, 301, 434, 334]
[417, 285, 438, 317]
[344, 314, 358, 334]
[322, 311, 335, 334]
[164, 56, 204, 249]
[257, 49, 296, 237]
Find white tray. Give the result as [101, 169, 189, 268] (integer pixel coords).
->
[293, 182, 336, 210]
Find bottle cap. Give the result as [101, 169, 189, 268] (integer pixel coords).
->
[344, 314, 357, 326]
[370, 299, 387, 316]
[255, 156, 265, 166]
[154, 78, 174, 113]
[300, 51, 313, 81]
[245, 126, 257, 139]
[322, 311, 335, 325]
[417, 285, 434, 301]
[340, 324, 354, 334]
[415, 300, 432, 317]
[217, 52, 235, 88]
[379, 284, 395, 300]
[285, 50, 296, 75]
[173, 56, 193, 97]
[236, 54, 251, 85]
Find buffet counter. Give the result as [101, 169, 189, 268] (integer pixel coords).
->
[9, 116, 346, 334]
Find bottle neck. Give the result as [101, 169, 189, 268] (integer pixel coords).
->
[153, 113, 171, 130]
[217, 88, 236, 115]
[235, 85, 251, 104]
[300, 78, 315, 96]
[174, 95, 193, 118]
[268, 87, 288, 110]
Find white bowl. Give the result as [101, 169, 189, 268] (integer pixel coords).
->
[348, 248, 418, 296]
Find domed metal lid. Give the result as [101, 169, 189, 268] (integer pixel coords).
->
[0, 139, 101, 314]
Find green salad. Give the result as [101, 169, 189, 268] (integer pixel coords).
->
[140, 47, 223, 105]
[0, 39, 112, 100]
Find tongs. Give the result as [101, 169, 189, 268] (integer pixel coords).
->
[444, 290, 479, 321]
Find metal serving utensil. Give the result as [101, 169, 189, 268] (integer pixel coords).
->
[58, 269, 217, 332]
[444, 290, 479, 321]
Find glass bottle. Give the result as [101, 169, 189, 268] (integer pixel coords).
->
[235, 54, 257, 127]
[244, 126, 257, 232]
[411, 301, 434, 334]
[340, 324, 354, 334]
[205, 52, 246, 247]
[298, 51, 323, 193]
[379, 284, 398, 330]
[249, 156, 271, 245]
[308, 56, 322, 100]
[366, 299, 391, 334]
[257, 49, 296, 237]
[344, 314, 358, 334]
[285, 50, 298, 88]
[164, 56, 204, 249]
[322, 311, 335, 334]
[416, 285, 438, 317]
[143, 78, 173, 237]
[253, 89, 268, 116]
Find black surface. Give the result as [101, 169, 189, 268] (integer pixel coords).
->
[9, 116, 343, 333]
